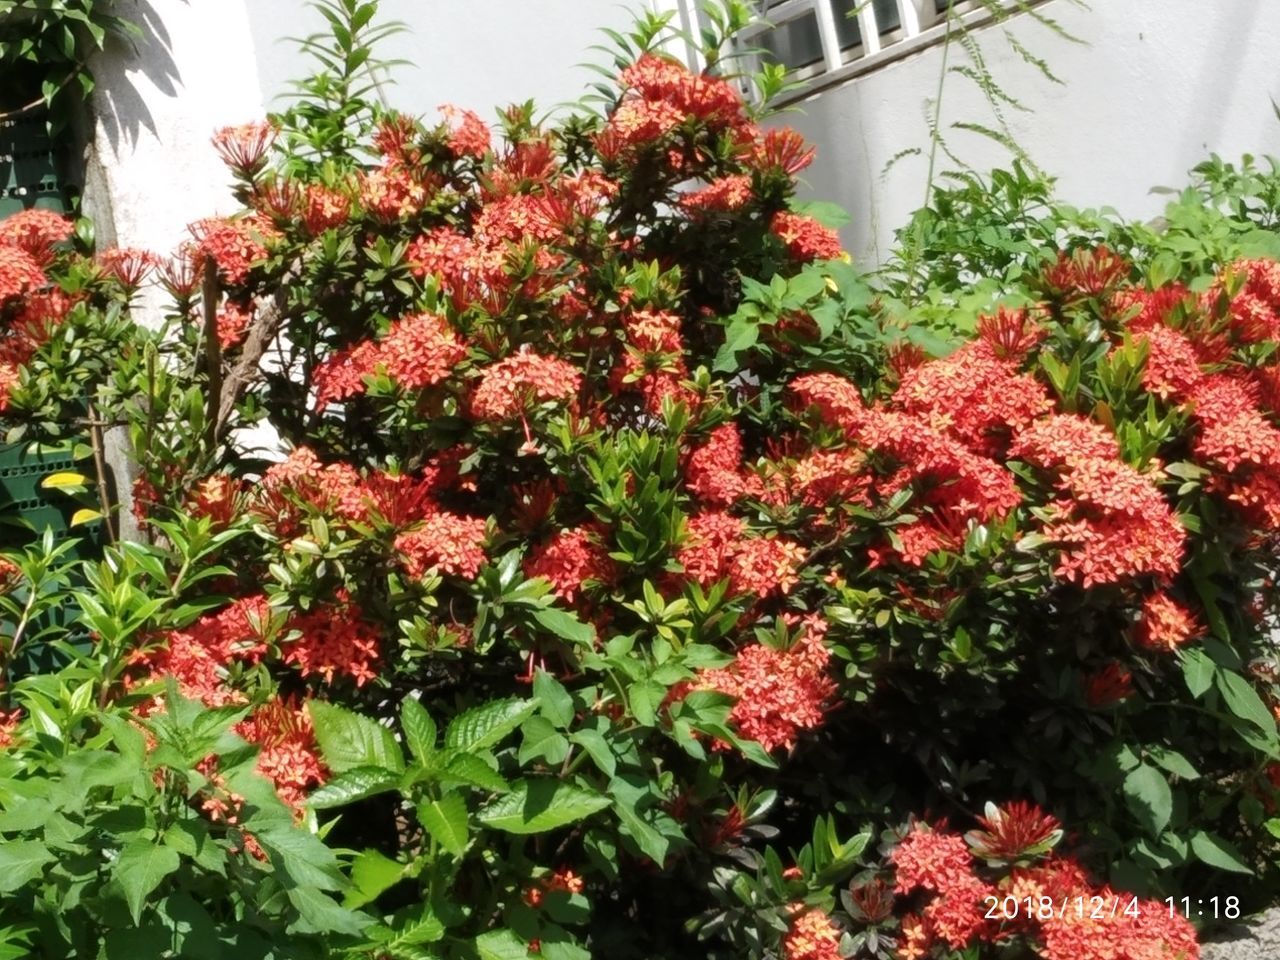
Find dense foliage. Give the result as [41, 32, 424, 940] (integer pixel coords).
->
[4, 3, 1280, 958]
[0, 0, 139, 125]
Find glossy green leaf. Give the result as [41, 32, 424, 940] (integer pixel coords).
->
[417, 794, 469, 857]
[478, 780, 610, 835]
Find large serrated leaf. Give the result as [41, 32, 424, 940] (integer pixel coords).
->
[1216, 669, 1278, 740]
[346, 849, 407, 909]
[444, 698, 537, 752]
[307, 766, 400, 809]
[308, 701, 404, 774]
[1181, 648, 1214, 698]
[401, 698, 437, 763]
[475, 929, 529, 960]
[478, 780, 610, 835]
[417, 794, 469, 857]
[437, 752, 509, 793]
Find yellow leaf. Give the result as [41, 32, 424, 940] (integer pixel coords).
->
[41, 472, 90, 490]
[70, 509, 102, 527]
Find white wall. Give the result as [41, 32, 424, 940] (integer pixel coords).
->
[87, 0, 264, 259]
[246, 0, 645, 123]
[781, 0, 1280, 264]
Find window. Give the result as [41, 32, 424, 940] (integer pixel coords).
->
[755, 0, 903, 73]
[686, 0, 1026, 103]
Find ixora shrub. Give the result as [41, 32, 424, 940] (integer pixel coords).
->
[5, 4, 1280, 958]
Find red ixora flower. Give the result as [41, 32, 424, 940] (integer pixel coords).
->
[394, 511, 489, 581]
[282, 595, 382, 686]
[470, 345, 582, 422]
[964, 800, 1063, 863]
[189, 215, 278, 286]
[98, 247, 159, 292]
[1133, 590, 1202, 652]
[1084, 662, 1135, 708]
[770, 211, 842, 262]
[0, 209, 73, 264]
[1042, 244, 1130, 299]
[211, 121, 277, 178]
[692, 614, 833, 752]
[237, 697, 327, 810]
[524, 523, 617, 604]
[782, 909, 842, 960]
[0, 245, 46, 303]
[439, 103, 491, 158]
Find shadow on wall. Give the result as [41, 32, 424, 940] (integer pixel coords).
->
[91, 0, 185, 151]
[1181, 0, 1266, 161]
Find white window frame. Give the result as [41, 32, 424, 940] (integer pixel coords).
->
[665, 0, 1044, 105]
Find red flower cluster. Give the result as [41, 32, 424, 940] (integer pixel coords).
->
[312, 312, 466, 411]
[610, 309, 697, 415]
[525, 524, 617, 604]
[604, 53, 749, 156]
[0, 709, 21, 749]
[685, 423, 764, 506]
[470, 345, 582, 422]
[782, 909, 842, 960]
[128, 595, 274, 708]
[211, 121, 277, 178]
[0, 210, 79, 408]
[890, 813, 1199, 960]
[236, 696, 327, 810]
[770, 211, 843, 263]
[1011, 415, 1184, 586]
[1132, 590, 1201, 652]
[283, 595, 382, 687]
[693, 614, 833, 752]
[189, 215, 278, 286]
[439, 104, 491, 159]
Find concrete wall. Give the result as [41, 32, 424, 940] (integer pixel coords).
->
[87, 0, 264, 259]
[779, 0, 1280, 264]
[246, 0, 645, 123]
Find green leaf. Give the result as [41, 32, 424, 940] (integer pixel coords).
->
[790, 199, 852, 229]
[417, 793, 470, 857]
[0, 840, 54, 893]
[1148, 747, 1200, 781]
[628, 679, 667, 727]
[308, 701, 404, 774]
[445, 698, 537, 752]
[255, 825, 345, 892]
[1190, 830, 1253, 875]
[533, 670, 574, 729]
[570, 728, 617, 777]
[478, 780, 610, 835]
[1216, 669, 1278, 739]
[114, 841, 181, 924]
[1123, 765, 1172, 838]
[401, 698, 437, 764]
[287, 887, 371, 936]
[519, 715, 570, 765]
[347, 849, 406, 909]
[1181, 648, 1214, 699]
[307, 766, 400, 809]
[475, 929, 529, 960]
[438, 752, 510, 793]
[531, 606, 596, 646]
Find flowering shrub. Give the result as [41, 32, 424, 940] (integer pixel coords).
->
[4, 3, 1280, 958]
